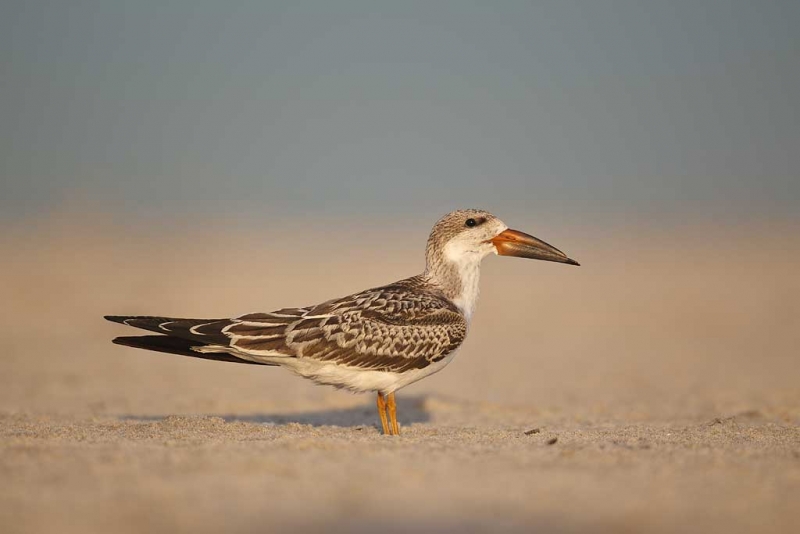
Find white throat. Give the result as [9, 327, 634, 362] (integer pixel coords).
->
[442, 241, 488, 321]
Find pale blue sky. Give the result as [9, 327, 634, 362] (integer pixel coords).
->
[2, 1, 798, 224]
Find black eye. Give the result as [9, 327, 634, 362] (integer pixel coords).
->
[465, 218, 477, 228]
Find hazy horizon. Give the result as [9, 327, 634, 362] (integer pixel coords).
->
[2, 1, 798, 226]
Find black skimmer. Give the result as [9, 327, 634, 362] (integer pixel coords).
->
[106, 209, 579, 435]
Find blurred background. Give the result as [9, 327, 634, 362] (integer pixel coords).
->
[1, 2, 798, 533]
[2, 0, 798, 222]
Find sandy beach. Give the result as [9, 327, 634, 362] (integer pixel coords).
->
[2, 217, 798, 533]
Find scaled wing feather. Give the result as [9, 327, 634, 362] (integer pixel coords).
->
[229, 277, 467, 372]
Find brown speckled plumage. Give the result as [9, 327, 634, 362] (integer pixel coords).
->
[233, 276, 466, 372]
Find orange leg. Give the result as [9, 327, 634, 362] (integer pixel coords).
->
[376, 392, 390, 435]
[387, 392, 400, 436]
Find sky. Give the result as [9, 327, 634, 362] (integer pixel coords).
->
[1, 0, 798, 225]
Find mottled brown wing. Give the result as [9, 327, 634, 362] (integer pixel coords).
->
[227, 279, 467, 372]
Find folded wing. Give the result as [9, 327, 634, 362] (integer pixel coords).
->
[107, 277, 468, 373]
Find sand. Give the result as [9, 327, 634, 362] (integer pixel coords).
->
[1, 216, 798, 533]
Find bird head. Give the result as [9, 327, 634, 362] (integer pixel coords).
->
[426, 209, 580, 269]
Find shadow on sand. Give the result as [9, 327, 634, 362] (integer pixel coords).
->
[121, 395, 432, 429]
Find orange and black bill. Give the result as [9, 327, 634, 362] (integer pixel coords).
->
[491, 229, 580, 266]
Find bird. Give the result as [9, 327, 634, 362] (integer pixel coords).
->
[105, 209, 579, 435]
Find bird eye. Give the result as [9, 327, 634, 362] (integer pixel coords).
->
[465, 218, 477, 228]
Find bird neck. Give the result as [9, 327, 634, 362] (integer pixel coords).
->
[424, 248, 482, 321]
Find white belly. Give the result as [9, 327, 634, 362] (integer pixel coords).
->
[268, 350, 461, 394]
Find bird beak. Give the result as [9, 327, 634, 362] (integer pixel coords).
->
[490, 229, 580, 266]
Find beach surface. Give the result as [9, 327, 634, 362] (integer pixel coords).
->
[2, 217, 798, 533]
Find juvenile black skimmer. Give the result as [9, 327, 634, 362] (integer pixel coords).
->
[106, 209, 579, 435]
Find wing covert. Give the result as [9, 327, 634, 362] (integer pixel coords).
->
[228, 278, 467, 372]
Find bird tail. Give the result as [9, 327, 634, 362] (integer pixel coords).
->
[105, 315, 273, 366]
